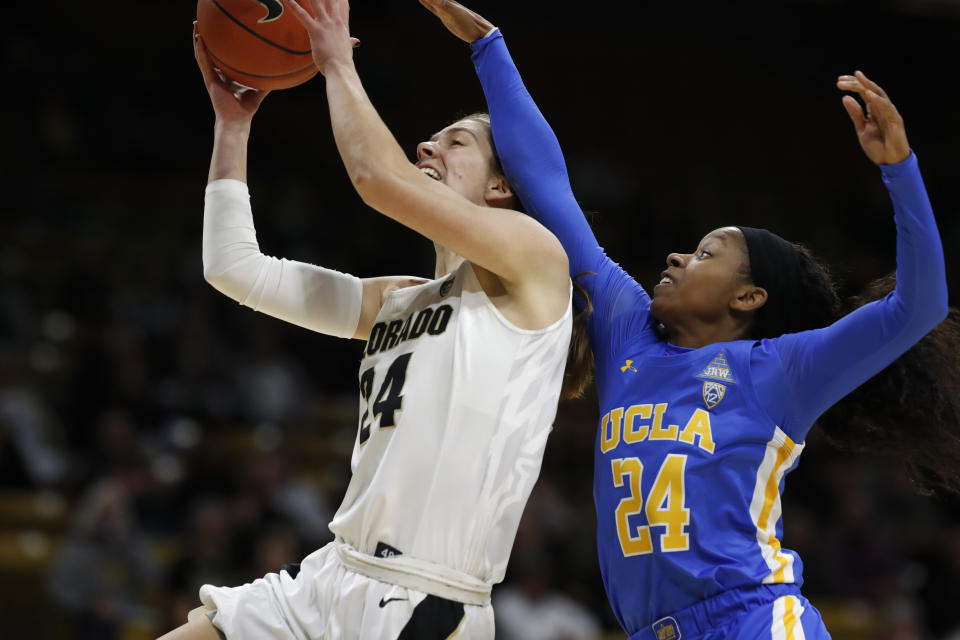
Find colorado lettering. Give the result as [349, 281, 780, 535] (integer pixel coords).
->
[366, 304, 453, 356]
[600, 403, 715, 455]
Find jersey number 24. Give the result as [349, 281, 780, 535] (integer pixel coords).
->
[611, 454, 690, 555]
[357, 353, 412, 446]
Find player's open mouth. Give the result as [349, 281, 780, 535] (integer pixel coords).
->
[420, 167, 442, 181]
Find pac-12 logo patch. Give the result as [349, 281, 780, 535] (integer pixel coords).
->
[652, 616, 681, 640]
[696, 353, 733, 409]
[254, 0, 284, 23]
[702, 381, 726, 409]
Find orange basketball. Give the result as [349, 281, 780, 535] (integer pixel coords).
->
[196, 0, 318, 91]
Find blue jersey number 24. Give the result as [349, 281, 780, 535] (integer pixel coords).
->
[610, 453, 690, 555]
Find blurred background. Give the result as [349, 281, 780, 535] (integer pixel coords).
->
[2, 0, 958, 638]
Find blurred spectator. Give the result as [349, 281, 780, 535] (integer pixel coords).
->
[46, 479, 157, 639]
[495, 551, 602, 640]
[252, 526, 301, 579]
[0, 346, 70, 488]
[162, 497, 240, 630]
[921, 519, 960, 637]
[234, 327, 309, 424]
[245, 448, 333, 547]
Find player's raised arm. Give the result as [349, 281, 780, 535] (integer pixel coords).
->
[420, 1, 600, 274]
[194, 21, 270, 185]
[283, 0, 569, 322]
[194, 23, 423, 341]
[769, 72, 947, 435]
[421, 0, 656, 356]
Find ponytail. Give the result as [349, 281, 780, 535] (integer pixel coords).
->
[815, 274, 960, 495]
[743, 233, 960, 494]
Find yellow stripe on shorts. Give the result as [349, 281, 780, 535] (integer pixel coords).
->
[771, 595, 806, 640]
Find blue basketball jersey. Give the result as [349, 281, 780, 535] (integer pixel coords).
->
[471, 28, 947, 636]
[593, 324, 807, 629]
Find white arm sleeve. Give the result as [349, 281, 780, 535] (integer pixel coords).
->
[202, 179, 363, 339]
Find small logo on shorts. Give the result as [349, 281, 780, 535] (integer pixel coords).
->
[375, 541, 403, 558]
[378, 596, 408, 608]
[652, 616, 681, 640]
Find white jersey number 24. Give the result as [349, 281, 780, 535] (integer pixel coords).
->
[357, 353, 412, 445]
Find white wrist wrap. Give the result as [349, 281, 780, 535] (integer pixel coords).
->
[203, 179, 363, 339]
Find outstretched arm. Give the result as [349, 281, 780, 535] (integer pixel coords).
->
[770, 72, 948, 438]
[469, 29, 599, 277]
[420, 0, 655, 353]
[417, 2, 596, 265]
[195, 23, 420, 341]
[284, 0, 570, 329]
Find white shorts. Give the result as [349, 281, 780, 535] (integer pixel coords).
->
[198, 542, 495, 640]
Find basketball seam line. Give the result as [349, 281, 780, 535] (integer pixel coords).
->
[208, 49, 317, 80]
[208, 0, 314, 56]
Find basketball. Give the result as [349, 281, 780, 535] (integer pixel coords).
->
[196, 0, 318, 91]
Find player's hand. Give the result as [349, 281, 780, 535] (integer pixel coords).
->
[419, 0, 495, 44]
[283, 0, 360, 75]
[837, 71, 910, 165]
[194, 22, 269, 125]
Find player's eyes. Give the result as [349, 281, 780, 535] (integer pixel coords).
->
[697, 250, 711, 259]
[450, 139, 465, 146]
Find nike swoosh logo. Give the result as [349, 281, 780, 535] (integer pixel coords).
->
[379, 597, 408, 608]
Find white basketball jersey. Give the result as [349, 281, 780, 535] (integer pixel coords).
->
[328, 261, 572, 585]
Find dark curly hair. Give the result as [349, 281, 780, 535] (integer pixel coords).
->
[741, 241, 841, 341]
[815, 274, 960, 495]
[743, 239, 960, 495]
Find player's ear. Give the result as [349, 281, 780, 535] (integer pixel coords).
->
[484, 173, 514, 209]
[731, 285, 767, 313]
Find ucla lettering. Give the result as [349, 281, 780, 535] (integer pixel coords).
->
[601, 402, 716, 455]
[366, 304, 453, 356]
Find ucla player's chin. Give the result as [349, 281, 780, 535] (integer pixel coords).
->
[648, 289, 684, 332]
[648, 282, 671, 320]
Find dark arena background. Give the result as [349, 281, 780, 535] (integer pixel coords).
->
[2, 1, 959, 638]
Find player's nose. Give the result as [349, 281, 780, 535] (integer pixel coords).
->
[667, 253, 687, 268]
[416, 141, 437, 161]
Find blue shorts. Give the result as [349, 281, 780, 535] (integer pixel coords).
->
[627, 585, 831, 640]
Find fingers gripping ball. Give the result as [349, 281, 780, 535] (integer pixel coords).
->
[196, 0, 317, 90]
